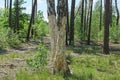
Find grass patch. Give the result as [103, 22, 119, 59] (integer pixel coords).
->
[0, 49, 120, 80]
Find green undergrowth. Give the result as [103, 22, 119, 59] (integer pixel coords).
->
[1, 51, 120, 80]
[0, 52, 34, 61]
[69, 54, 120, 80]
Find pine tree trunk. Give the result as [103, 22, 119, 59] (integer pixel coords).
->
[81, 0, 84, 40]
[69, 0, 75, 45]
[5, 0, 6, 8]
[26, 0, 36, 41]
[66, 0, 69, 46]
[87, 0, 93, 45]
[115, 0, 119, 25]
[15, 0, 19, 33]
[103, 0, 110, 54]
[7, 0, 9, 8]
[47, 0, 70, 74]
[99, 0, 102, 31]
[109, 0, 112, 26]
[84, 0, 87, 40]
[9, 0, 12, 29]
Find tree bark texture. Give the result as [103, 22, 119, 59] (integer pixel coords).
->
[69, 0, 75, 45]
[103, 0, 110, 54]
[47, 0, 70, 74]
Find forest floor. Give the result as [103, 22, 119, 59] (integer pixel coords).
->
[0, 41, 39, 79]
[0, 38, 120, 80]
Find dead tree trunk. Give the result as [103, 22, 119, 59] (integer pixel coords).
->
[47, 0, 70, 74]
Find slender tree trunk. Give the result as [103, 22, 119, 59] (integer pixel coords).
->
[84, 0, 87, 40]
[109, 0, 112, 26]
[31, 0, 37, 37]
[99, 0, 102, 31]
[86, 1, 90, 38]
[35, 0, 37, 16]
[66, 0, 69, 46]
[5, 0, 6, 8]
[69, 0, 75, 45]
[47, 0, 70, 74]
[9, 0, 12, 29]
[26, 0, 36, 41]
[75, 1, 82, 19]
[103, 0, 110, 54]
[15, 0, 19, 33]
[87, 0, 93, 45]
[7, 0, 9, 8]
[115, 0, 119, 26]
[81, 0, 84, 40]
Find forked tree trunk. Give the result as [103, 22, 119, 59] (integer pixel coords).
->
[47, 0, 70, 74]
[26, 0, 36, 41]
[87, 0, 93, 45]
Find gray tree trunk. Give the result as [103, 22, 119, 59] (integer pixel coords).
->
[47, 0, 70, 74]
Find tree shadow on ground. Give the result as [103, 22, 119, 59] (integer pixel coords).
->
[64, 74, 92, 80]
[0, 49, 8, 55]
[67, 40, 120, 55]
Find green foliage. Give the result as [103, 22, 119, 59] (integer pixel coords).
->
[35, 21, 49, 39]
[0, 27, 21, 49]
[70, 54, 120, 80]
[32, 10, 49, 40]
[7, 31, 21, 47]
[0, 27, 9, 48]
[110, 26, 120, 42]
[12, 0, 27, 32]
[26, 44, 48, 70]
[15, 69, 63, 80]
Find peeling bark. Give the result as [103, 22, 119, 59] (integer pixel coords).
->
[47, 0, 70, 74]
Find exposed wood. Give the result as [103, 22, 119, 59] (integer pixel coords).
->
[47, 0, 70, 74]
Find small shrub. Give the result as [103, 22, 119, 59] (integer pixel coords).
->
[26, 44, 48, 71]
